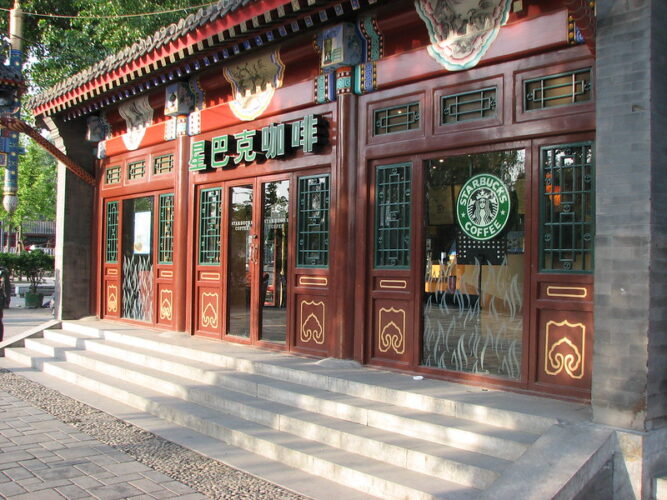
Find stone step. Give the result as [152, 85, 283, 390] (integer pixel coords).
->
[20, 337, 514, 487]
[59, 320, 559, 434]
[3, 347, 479, 500]
[657, 476, 667, 500]
[31, 332, 538, 461]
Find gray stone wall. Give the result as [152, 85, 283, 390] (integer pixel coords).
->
[43, 116, 95, 320]
[647, 0, 667, 431]
[593, 0, 652, 431]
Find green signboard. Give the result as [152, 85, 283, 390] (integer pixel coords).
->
[189, 114, 328, 171]
[456, 173, 511, 241]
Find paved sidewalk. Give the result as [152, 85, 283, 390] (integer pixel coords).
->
[0, 390, 207, 500]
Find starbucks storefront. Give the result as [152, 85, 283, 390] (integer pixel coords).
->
[356, 46, 595, 399]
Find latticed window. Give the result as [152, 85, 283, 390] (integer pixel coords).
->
[105, 201, 119, 263]
[441, 87, 497, 124]
[153, 154, 174, 175]
[540, 142, 594, 272]
[525, 68, 592, 111]
[105, 166, 121, 185]
[198, 188, 221, 265]
[375, 163, 411, 268]
[158, 194, 175, 264]
[128, 160, 146, 180]
[374, 102, 420, 135]
[297, 175, 330, 267]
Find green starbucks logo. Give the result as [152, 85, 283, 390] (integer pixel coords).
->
[457, 173, 511, 241]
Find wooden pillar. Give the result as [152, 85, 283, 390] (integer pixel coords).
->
[331, 92, 358, 359]
[173, 132, 191, 332]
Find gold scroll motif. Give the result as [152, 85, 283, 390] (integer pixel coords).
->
[545, 319, 586, 379]
[107, 284, 118, 313]
[546, 286, 587, 299]
[378, 307, 406, 355]
[300, 300, 325, 345]
[200, 292, 219, 329]
[298, 276, 328, 287]
[159, 289, 173, 321]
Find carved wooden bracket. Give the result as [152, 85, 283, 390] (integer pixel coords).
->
[0, 115, 96, 186]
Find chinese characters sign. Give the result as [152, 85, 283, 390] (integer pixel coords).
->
[189, 114, 328, 171]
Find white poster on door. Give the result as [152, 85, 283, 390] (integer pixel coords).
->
[133, 211, 151, 255]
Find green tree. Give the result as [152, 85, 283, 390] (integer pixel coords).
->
[0, 137, 56, 243]
[0, 0, 212, 91]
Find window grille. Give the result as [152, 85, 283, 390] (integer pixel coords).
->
[441, 87, 497, 124]
[105, 166, 121, 185]
[374, 102, 420, 135]
[158, 194, 175, 264]
[540, 142, 594, 272]
[297, 175, 330, 267]
[105, 201, 119, 263]
[128, 160, 146, 180]
[375, 163, 411, 268]
[198, 188, 222, 265]
[525, 68, 592, 111]
[153, 154, 174, 175]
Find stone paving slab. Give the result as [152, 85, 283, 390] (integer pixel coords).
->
[0, 368, 308, 500]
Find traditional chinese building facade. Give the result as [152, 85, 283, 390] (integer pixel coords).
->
[28, 3, 667, 492]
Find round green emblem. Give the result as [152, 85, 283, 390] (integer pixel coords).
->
[456, 173, 511, 241]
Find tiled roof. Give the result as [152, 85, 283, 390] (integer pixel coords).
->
[27, 0, 256, 112]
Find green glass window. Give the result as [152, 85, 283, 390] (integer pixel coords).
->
[540, 142, 594, 272]
[297, 175, 330, 267]
[153, 154, 174, 175]
[375, 163, 411, 268]
[525, 68, 592, 111]
[128, 160, 146, 180]
[105, 201, 119, 263]
[105, 166, 121, 185]
[198, 188, 221, 265]
[158, 194, 175, 264]
[441, 87, 497, 124]
[374, 102, 420, 135]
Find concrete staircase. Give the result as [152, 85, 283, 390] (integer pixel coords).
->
[0, 320, 612, 499]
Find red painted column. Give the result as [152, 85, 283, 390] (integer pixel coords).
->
[173, 132, 191, 332]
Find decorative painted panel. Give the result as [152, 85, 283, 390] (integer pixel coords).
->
[372, 299, 411, 363]
[537, 309, 592, 390]
[299, 298, 326, 346]
[199, 289, 220, 332]
[159, 287, 174, 322]
[106, 283, 119, 316]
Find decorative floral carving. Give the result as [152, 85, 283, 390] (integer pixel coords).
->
[415, 0, 512, 71]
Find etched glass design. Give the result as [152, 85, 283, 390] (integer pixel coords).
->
[422, 151, 526, 379]
[121, 196, 154, 322]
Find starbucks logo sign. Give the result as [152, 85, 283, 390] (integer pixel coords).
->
[457, 174, 511, 241]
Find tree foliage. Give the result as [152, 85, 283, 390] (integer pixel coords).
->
[0, 0, 211, 91]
